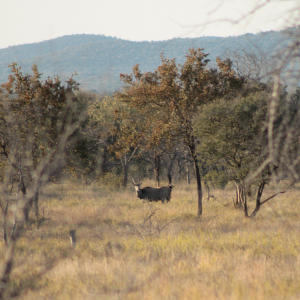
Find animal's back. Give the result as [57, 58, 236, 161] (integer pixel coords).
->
[136, 184, 173, 203]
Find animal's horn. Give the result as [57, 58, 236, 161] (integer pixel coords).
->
[132, 178, 136, 185]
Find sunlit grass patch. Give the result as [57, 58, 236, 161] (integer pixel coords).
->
[2, 181, 300, 299]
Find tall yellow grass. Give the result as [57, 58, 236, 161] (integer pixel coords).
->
[1, 181, 300, 299]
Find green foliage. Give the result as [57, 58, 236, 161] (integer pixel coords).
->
[115, 48, 244, 214]
[84, 94, 138, 186]
[62, 91, 99, 180]
[115, 49, 243, 151]
[193, 89, 270, 187]
[0, 63, 82, 179]
[89, 94, 140, 157]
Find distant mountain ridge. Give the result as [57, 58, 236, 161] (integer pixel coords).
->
[0, 35, 117, 62]
[0, 29, 296, 92]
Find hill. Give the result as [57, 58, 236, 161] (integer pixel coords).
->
[0, 28, 296, 92]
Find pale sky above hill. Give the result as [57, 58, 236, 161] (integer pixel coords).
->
[0, 0, 298, 49]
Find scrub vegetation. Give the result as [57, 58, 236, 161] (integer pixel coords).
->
[1, 180, 300, 300]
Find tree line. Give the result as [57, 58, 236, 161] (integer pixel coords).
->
[1, 49, 300, 219]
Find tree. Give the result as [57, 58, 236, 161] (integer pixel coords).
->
[134, 150, 163, 187]
[194, 83, 295, 217]
[189, 1, 300, 189]
[194, 88, 267, 212]
[0, 64, 87, 298]
[88, 95, 140, 187]
[62, 91, 100, 183]
[115, 49, 243, 216]
[0, 63, 84, 221]
[161, 147, 178, 185]
[222, 48, 275, 85]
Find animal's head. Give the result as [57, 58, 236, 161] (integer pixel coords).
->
[168, 185, 174, 190]
[132, 178, 142, 194]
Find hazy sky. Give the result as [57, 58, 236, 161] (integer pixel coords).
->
[1, 0, 298, 49]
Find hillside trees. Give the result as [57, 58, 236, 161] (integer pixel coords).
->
[115, 49, 244, 216]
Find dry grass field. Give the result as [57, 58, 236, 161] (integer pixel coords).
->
[1, 180, 300, 300]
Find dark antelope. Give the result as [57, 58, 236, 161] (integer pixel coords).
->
[132, 179, 174, 203]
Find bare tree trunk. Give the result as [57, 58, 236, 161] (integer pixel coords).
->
[23, 203, 29, 222]
[204, 181, 211, 199]
[161, 151, 177, 186]
[34, 190, 39, 220]
[188, 142, 202, 216]
[19, 174, 28, 222]
[120, 147, 138, 188]
[186, 160, 190, 184]
[100, 145, 109, 177]
[167, 173, 172, 185]
[250, 183, 265, 218]
[235, 183, 240, 207]
[243, 195, 249, 218]
[2, 202, 9, 246]
[23, 194, 38, 223]
[0, 196, 26, 299]
[234, 182, 246, 208]
[69, 230, 76, 248]
[177, 159, 181, 182]
[123, 163, 129, 188]
[154, 154, 161, 187]
[234, 183, 248, 217]
[0, 233, 17, 299]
